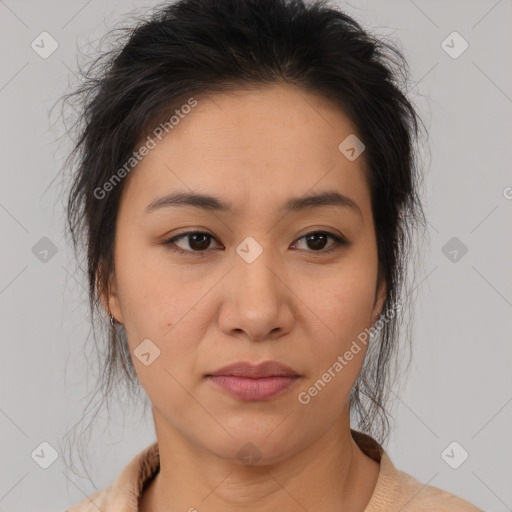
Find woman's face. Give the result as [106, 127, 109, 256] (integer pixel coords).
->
[105, 83, 386, 463]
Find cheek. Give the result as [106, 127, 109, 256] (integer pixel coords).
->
[316, 263, 376, 338]
[301, 258, 377, 383]
[115, 233, 189, 334]
[117, 270, 207, 412]
[114, 243, 218, 384]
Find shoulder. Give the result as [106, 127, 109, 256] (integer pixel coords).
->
[385, 457, 484, 511]
[64, 441, 159, 511]
[350, 430, 483, 512]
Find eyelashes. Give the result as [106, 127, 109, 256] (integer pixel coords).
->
[161, 230, 349, 257]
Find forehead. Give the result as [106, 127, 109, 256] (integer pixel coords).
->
[121, 83, 370, 218]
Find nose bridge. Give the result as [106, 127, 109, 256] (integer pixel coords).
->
[233, 234, 282, 303]
[218, 234, 294, 340]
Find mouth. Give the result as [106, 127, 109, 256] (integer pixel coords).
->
[206, 375, 301, 401]
[205, 361, 301, 401]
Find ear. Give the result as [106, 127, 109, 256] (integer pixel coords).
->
[371, 264, 387, 324]
[99, 270, 124, 324]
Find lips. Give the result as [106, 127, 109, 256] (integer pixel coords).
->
[205, 361, 301, 401]
[206, 360, 300, 378]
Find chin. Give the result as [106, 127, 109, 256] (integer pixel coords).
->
[199, 424, 306, 467]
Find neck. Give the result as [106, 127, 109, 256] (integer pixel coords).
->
[139, 409, 380, 512]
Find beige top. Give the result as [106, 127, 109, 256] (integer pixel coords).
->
[66, 430, 483, 511]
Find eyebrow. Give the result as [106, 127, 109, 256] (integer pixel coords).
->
[144, 190, 362, 219]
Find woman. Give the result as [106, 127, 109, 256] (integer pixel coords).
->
[62, 0, 483, 510]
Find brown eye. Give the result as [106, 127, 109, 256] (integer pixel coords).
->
[163, 231, 221, 255]
[162, 230, 348, 256]
[305, 232, 329, 250]
[292, 231, 348, 254]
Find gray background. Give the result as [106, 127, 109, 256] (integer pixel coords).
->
[0, 0, 511, 511]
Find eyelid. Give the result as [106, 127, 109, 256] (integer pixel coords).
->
[164, 230, 221, 256]
[162, 229, 349, 255]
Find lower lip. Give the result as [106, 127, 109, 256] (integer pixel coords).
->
[207, 375, 300, 401]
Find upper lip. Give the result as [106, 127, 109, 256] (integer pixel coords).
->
[207, 361, 300, 378]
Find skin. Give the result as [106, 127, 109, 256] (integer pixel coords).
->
[103, 82, 387, 512]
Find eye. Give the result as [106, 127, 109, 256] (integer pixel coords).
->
[161, 230, 348, 256]
[162, 231, 221, 255]
[291, 231, 348, 254]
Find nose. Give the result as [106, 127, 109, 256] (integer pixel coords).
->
[217, 245, 295, 342]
